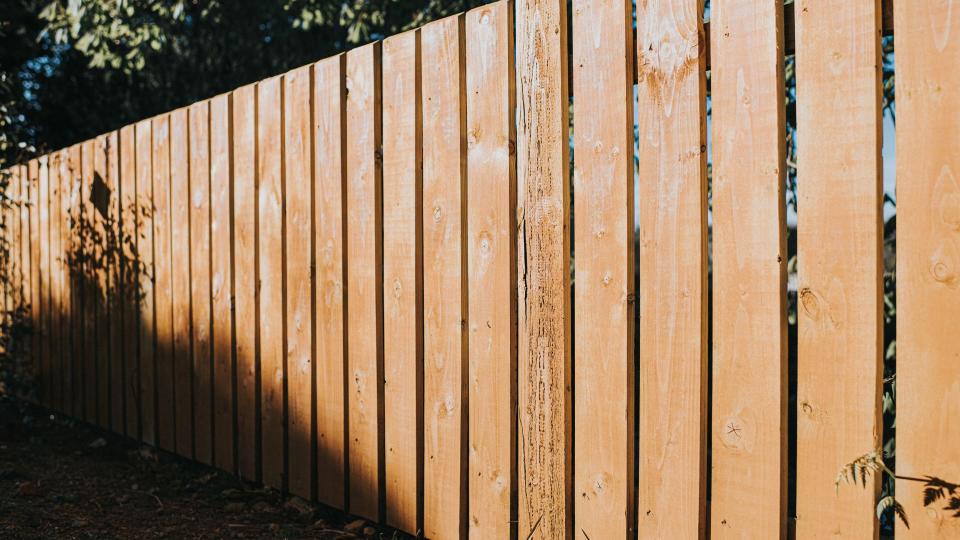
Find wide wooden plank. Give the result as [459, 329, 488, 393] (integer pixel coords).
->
[152, 115, 175, 450]
[571, 0, 635, 536]
[232, 84, 259, 481]
[345, 42, 384, 521]
[63, 148, 79, 417]
[381, 29, 422, 533]
[190, 101, 214, 465]
[103, 133, 123, 434]
[118, 129, 140, 438]
[29, 158, 43, 407]
[893, 2, 960, 538]
[635, 0, 709, 537]
[135, 120, 156, 444]
[283, 66, 313, 498]
[257, 76, 286, 490]
[80, 142, 97, 422]
[210, 93, 235, 472]
[515, 0, 571, 537]
[794, 1, 883, 537]
[313, 56, 347, 508]
[421, 14, 467, 539]
[170, 109, 194, 458]
[709, 1, 787, 538]
[465, 3, 516, 538]
[92, 136, 111, 428]
[38, 156, 51, 407]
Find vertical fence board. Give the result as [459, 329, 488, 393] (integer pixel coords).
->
[794, 1, 883, 537]
[29, 159, 42, 407]
[283, 66, 314, 498]
[572, 0, 635, 536]
[894, 2, 960, 537]
[80, 143, 96, 421]
[635, 0, 709, 537]
[10, 167, 21, 332]
[515, 0, 571, 536]
[47, 156, 60, 410]
[345, 42, 384, 521]
[38, 157, 51, 407]
[709, 1, 788, 537]
[171, 109, 194, 458]
[20, 163, 33, 400]
[381, 29, 422, 533]
[421, 16, 468, 539]
[136, 120, 156, 444]
[210, 94, 235, 472]
[64, 148, 79, 417]
[314, 56, 347, 509]
[465, 3, 516, 538]
[92, 136, 110, 428]
[153, 115, 175, 450]
[257, 77, 286, 489]
[118, 129, 140, 438]
[103, 133, 122, 433]
[190, 102, 214, 465]
[232, 84, 259, 481]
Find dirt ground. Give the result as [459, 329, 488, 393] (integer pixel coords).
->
[0, 398, 410, 539]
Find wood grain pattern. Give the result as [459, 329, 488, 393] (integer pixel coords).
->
[893, 1, 960, 537]
[572, 0, 635, 536]
[152, 114, 176, 451]
[38, 156, 51, 408]
[515, 0, 571, 537]
[118, 129, 140, 438]
[635, 0, 709, 537]
[313, 56, 347, 508]
[136, 120, 156, 444]
[232, 84, 259, 482]
[283, 66, 314, 498]
[80, 142, 96, 422]
[92, 136, 111, 428]
[794, 1, 883, 537]
[210, 93, 235, 473]
[381, 29, 422, 534]
[170, 109, 194, 458]
[345, 42, 384, 521]
[421, 15, 468, 539]
[465, 3, 516, 537]
[190, 101, 214, 465]
[257, 76, 286, 490]
[709, 1, 787, 538]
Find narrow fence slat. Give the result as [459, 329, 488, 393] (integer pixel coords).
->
[572, 0, 635, 536]
[153, 115, 175, 450]
[313, 55, 347, 509]
[709, 1, 788, 537]
[10, 167, 23, 387]
[64, 149, 79, 417]
[189, 101, 214, 465]
[136, 120, 156, 445]
[119, 130, 140, 438]
[232, 84, 259, 482]
[20, 163, 33, 401]
[894, 2, 960, 537]
[515, 0, 572, 537]
[421, 14, 468, 539]
[104, 133, 122, 434]
[257, 77, 286, 489]
[465, 3, 516, 538]
[345, 41, 384, 521]
[93, 136, 111, 428]
[51, 153, 65, 413]
[80, 143, 97, 422]
[283, 66, 314, 498]
[794, 1, 883, 537]
[210, 93, 235, 473]
[170, 109, 194, 458]
[38, 156, 51, 408]
[636, 0, 709, 536]
[381, 28, 422, 533]
[29, 159, 42, 407]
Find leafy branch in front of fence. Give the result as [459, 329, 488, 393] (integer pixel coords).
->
[836, 448, 907, 528]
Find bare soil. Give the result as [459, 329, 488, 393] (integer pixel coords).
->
[0, 398, 409, 539]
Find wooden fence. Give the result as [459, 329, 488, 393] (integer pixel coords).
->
[1, 0, 958, 538]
